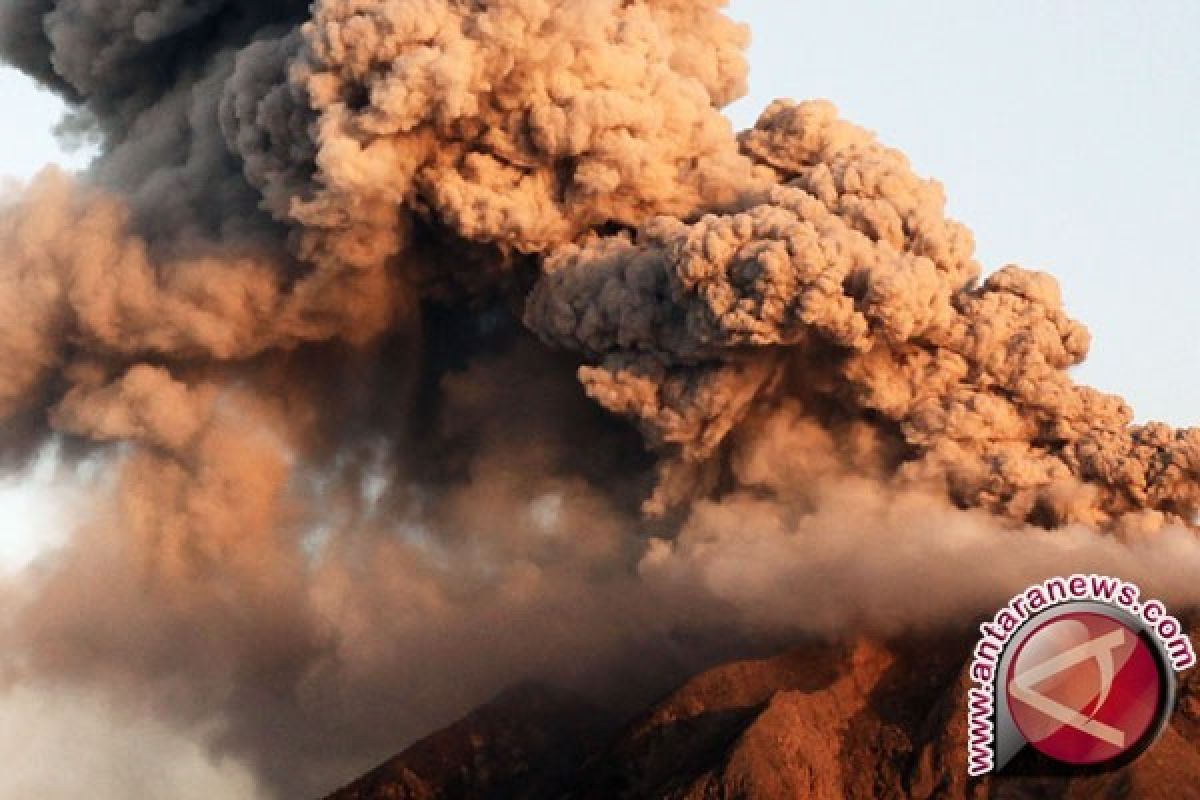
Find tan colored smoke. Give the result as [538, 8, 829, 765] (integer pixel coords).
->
[527, 99, 1200, 525]
[0, 1, 1198, 798]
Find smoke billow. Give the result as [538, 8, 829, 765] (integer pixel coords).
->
[0, 1, 1198, 797]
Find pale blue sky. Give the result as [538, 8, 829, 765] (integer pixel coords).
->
[724, 1, 1200, 428]
[0, 3, 1198, 566]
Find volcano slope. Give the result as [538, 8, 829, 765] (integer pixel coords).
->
[326, 630, 1200, 800]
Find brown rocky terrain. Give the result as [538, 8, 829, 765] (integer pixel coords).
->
[326, 635, 1200, 800]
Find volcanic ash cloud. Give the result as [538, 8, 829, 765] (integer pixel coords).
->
[0, 1, 1197, 797]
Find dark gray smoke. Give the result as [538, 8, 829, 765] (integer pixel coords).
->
[1, 2, 1198, 797]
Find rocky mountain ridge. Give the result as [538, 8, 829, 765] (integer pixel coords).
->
[326, 634, 1200, 799]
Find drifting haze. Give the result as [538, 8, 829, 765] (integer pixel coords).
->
[0, 2, 1198, 797]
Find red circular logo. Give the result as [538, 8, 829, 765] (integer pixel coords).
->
[1005, 611, 1164, 765]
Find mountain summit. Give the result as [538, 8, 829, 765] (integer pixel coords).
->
[326, 637, 1200, 799]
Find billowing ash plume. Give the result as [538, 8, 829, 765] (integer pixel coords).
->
[0, 1, 1198, 797]
[527, 99, 1200, 524]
